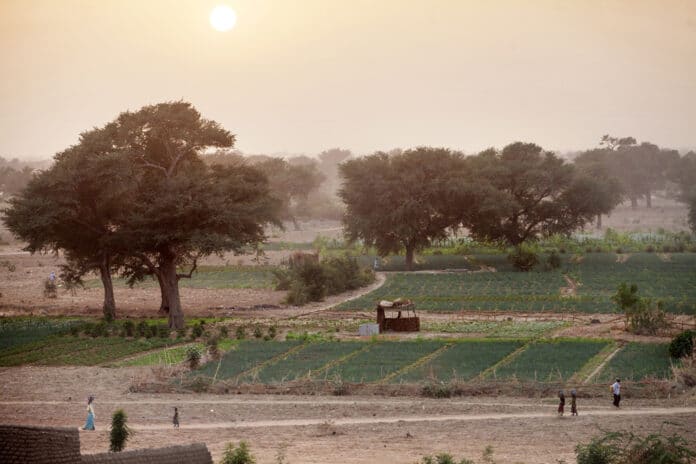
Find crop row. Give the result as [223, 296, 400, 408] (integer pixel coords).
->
[195, 339, 675, 384]
[0, 336, 178, 367]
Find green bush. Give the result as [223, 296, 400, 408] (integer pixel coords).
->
[136, 321, 150, 338]
[219, 325, 229, 338]
[109, 409, 133, 452]
[186, 346, 201, 369]
[122, 321, 135, 337]
[546, 250, 562, 270]
[576, 430, 696, 464]
[421, 453, 474, 464]
[157, 324, 170, 339]
[253, 326, 263, 339]
[220, 441, 255, 464]
[235, 325, 246, 340]
[191, 322, 204, 339]
[669, 330, 695, 359]
[278, 254, 374, 306]
[507, 245, 539, 272]
[268, 325, 277, 339]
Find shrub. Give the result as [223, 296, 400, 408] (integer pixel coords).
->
[268, 325, 277, 339]
[109, 409, 133, 452]
[253, 326, 263, 339]
[630, 299, 668, 335]
[276, 254, 374, 306]
[69, 325, 80, 337]
[546, 250, 562, 270]
[421, 454, 474, 464]
[220, 441, 256, 464]
[207, 336, 220, 360]
[157, 324, 170, 339]
[219, 325, 229, 338]
[43, 279, 57, 298]
[235, 325, 246, 340]
[186, 346, 201, 369]
[191, 322, 204, 339]
[507, 245, 539, 272]
[91, 321, 108, 338]
[576, 430, 696, 464]
[669, 330, 695, 359]
[421, 382, 452, 399]
[122, 320, 135, 337]
[176, 328, 187, 339]
[136, 321, 150, 338]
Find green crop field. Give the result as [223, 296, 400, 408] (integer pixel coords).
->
[489, 339, 609, 382]
[0, 336, 176, 366]
[569, 253, 696, 313]
[394, 340, 522, 383]
[340, 253, 696, 314]
[0, 318, 82, 352]
[252, 341, 364, 383]
[324, 340, 445, 383]
[197, 340, 302, 380]
[597, 342, 676, 382]
[86, 265, 276, 290]
[116, 339, 234, 367]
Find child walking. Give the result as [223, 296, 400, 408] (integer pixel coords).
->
[82, 395, 96, 430]
[571, 389, 578, 416]
[557, 390, 565, 416]
[173, 407, 179, 428]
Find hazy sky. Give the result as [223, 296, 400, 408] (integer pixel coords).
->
[1, 0, 695, 160]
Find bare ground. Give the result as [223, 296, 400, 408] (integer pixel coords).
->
[0, 366, 695, 463]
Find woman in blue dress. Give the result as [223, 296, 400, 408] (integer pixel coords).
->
[82, 395, 95, 430]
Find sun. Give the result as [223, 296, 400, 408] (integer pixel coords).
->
[210, 5, 237, 32]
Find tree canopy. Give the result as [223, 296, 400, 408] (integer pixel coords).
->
[462, 142, 620, 247]
[339, 147, 467, 270]
[4, 101, 281, 328]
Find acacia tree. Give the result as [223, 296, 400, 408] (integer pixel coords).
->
[3, 129, 133, 320]
[601, 135, 679, 208]
[462, 142, 621, 252]
[112, 102, 281, 328]
[573, 149, 625, 228]
[339, 147, 467, 270]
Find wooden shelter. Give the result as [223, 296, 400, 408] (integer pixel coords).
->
[376, 299, 420, 332]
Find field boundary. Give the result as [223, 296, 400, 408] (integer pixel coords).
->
[304, 342, 376, 381]
[478, 342, 528, 380]
[106, 341, 194, 367]
[379, 343, 452, 384]
[581, 343, 622, 384]
[233, 343, 307, 383]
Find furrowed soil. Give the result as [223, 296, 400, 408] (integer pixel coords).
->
[0, 366, 695, 463]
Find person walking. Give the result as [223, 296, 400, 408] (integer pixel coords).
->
[570, 389, 578, 416]
[173, 407, 179, 428]
[557, 390, 565, 416]
[611, 378, 621, 408]
[82, 396, 96, 430]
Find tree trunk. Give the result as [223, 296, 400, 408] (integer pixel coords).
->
[630, 196, 638, 209]
[405, 246, 415, 271]
[98, 255, 116, 322]
[156, 273, 170, 314]
[160, 257, 184, 329]
[596, 214, 602, 230]
[645, 189, 652, 208]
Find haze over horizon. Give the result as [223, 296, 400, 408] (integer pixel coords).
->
[1, 0, 695, 161]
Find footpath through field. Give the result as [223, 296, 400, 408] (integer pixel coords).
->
[116, 406, 696, 431]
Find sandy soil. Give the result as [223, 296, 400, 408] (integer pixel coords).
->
[0, 366, 695, 463]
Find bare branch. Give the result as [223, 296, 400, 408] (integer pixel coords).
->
[176, 258, 198, 280]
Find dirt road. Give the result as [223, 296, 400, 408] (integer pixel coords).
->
[1, 365, 695, 464]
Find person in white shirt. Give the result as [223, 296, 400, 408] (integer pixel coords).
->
[611, 379, 621, 408]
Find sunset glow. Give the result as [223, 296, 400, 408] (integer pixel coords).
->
[210, 5, 236, 32]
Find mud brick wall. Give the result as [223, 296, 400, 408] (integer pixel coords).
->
[81, 443, 213, 464]
[0, 424, 82, 464]
[384, 317, 420, 332]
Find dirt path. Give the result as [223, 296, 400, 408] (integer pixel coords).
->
[115, 406, 696, 431]
[583, 345, 622, 384]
